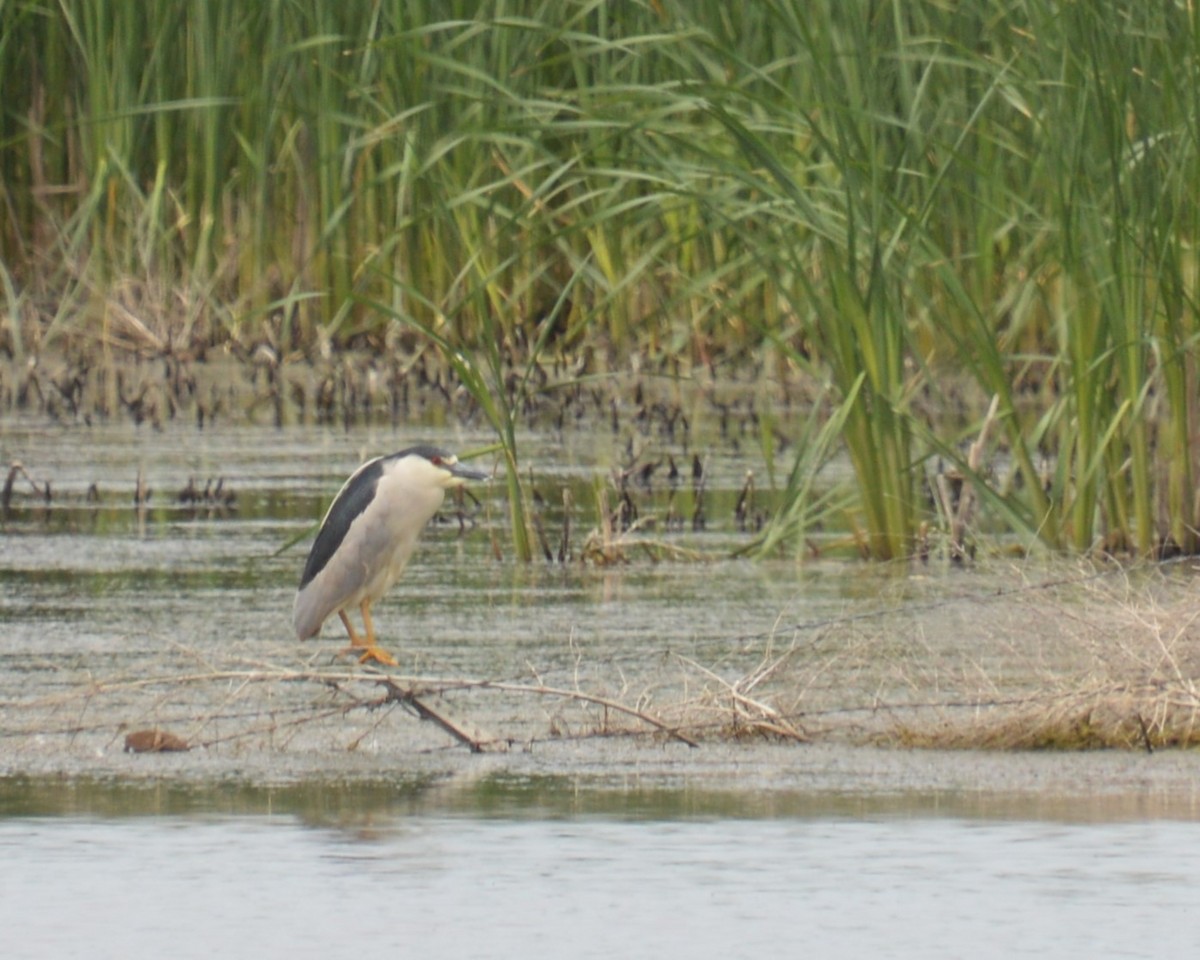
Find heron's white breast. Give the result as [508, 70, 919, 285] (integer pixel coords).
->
[356, 460, 448, 597]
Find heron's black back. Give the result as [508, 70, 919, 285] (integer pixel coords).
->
[298, 457, 385, 588]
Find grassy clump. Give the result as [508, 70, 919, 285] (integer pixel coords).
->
[893, 693, 1200, 752]
[4, 1, 1200, 560]
[863, 575, 1200, 751]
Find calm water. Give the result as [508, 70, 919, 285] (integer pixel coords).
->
[4, 810, 1200, 959]
[5, 415, 1200, 958]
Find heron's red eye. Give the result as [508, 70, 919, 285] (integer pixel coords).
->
[430, 455, 443, 466]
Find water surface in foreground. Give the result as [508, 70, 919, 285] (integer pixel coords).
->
[5, 800, 1199, 960]
[5, 753, 1200, 959]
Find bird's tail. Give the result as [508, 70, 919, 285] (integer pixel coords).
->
[292, 590, 324, 641]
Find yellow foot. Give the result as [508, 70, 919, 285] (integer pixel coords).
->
[340, 644, 399, 667]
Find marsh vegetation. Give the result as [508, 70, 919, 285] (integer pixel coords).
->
[5, 3, 1200, 756]
[5, 1, 1200, 561]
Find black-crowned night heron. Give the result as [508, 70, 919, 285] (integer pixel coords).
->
[293, 445, 488, 666]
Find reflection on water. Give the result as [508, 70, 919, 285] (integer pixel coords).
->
[4, 810, 1199, 960]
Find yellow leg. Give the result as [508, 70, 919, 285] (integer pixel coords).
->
[338, 609, 363, 646]
[337, 601, 398, 667]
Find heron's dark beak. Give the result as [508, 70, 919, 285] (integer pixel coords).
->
[450, 461, 490, 483]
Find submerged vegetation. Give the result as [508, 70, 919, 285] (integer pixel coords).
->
[4, 1, 1200, 561]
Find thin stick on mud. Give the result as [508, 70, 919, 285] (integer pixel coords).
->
[462, 678, 700, 748]
[20, 662, 700, 750]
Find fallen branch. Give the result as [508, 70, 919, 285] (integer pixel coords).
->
[379, 679, 500, 752]
[462, 679, 700, 748]
[6, 662, 700, 750]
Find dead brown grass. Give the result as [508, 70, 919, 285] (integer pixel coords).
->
[883, 575, 1200, 750]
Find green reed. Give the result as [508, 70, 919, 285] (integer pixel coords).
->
[3, 1, 1200, 559]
